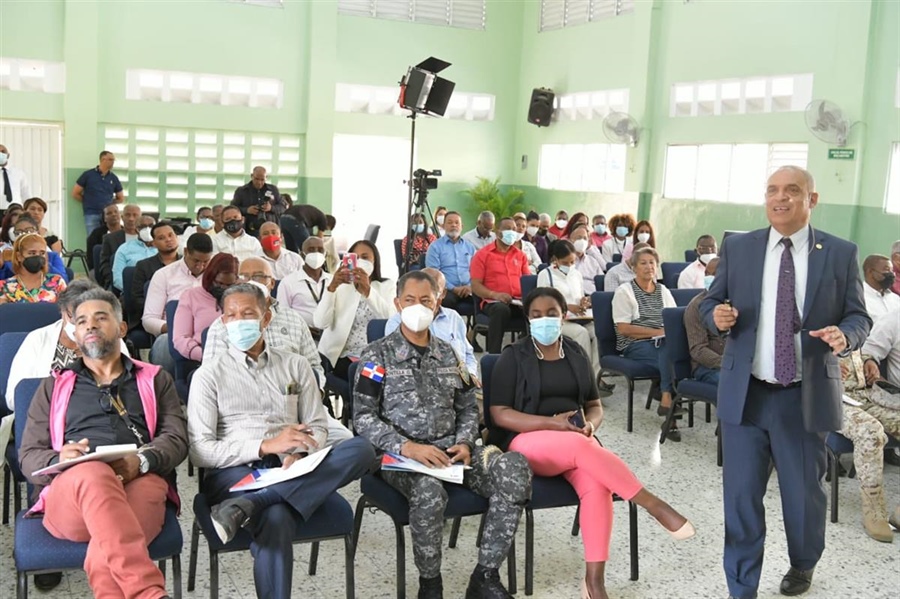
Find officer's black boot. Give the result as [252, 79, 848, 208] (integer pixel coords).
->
[465, 564, 512, 599]
[417, 574, 443, 599]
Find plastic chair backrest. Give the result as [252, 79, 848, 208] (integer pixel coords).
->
[393, 239, 403, 271]
[367, 319, 387, 343]
[684, 249, 698, 263]
[122, 266, 136, 312]
[661, 262, 691, 289]
[520, 275, 538, 298]
[201, 327, 209, 351]
[92, 245, 102, 277]
[14, 378, 45, 451]
[0, 302, 61, 335]
[671, 288, 702, 307]
[480, 354, 500, 428]
[364, 224, 380, 245]
[0, 331, 28, 415]
[661, 307, 692, 385]
[612, 253, 622, 263]
[593, 275, 605, 291]
[590, 291, 617, 357]
[65, 267, 74, 283]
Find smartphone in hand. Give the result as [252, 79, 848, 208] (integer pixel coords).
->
[567, 410, 586, 429]
[342, 252, 358, 282]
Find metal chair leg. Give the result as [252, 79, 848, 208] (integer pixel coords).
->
[17, 570, 27, 599]
[13, 481, 21, 519]
[172, 554, 182, 599]
[352, 496, 368, 556]
[571, 505, 580, 536]
[188, 521, 200, 592]
[448, 516, 462, 548]
[210, 549, 219, 599]
[395, 521, 406, 599]
[159, 559, 166, 576]
[829, 449, 840, 523]
[716, 421, 723, 467]
[308, 541, 319, 575]
[3, 463, 10, 525]
[345, 535, 356, 599]
[628, 501, 639, 581]
[688, 401, 695, 428]
[507, 537, 517, 595]
[525, 508, 534, 596]
[705, 403, 712, 423]
[627, 379, 635, 432]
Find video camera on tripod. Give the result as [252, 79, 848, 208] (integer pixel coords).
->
[410, 168, 441, 206]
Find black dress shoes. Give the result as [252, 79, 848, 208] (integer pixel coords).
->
[780, 567, 814, 596]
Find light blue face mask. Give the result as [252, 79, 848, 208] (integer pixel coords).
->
[558, 264, 571, 275]
[594, 224, 607, 235]
[704, 275, 715, 290]
[413, 224, 425, 234]
[500, 230, 519, 246]
[530, 316, 562, 345]
[199, 217, 215, 230]
[615, 226, 629, 238]
[225, 318, 262, 351]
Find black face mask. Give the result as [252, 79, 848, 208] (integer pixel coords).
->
[879, 272, 896, 291]
[210, 285, 227, 304]
[224, 220, 243, 234]
[22, 256, 46, 274]
[537, 228, 548, 236]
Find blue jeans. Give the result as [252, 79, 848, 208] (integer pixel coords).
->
[150, 334, 176, 377]
[693, 365, 720, 385]
[84, 212, 102, 236]
[622, 339, 672, 392]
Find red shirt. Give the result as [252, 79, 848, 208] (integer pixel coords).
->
[470, 241, 530, 299]
[548, 224, 566, 238]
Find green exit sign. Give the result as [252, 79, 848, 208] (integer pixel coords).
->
[828, 148, 856, 160]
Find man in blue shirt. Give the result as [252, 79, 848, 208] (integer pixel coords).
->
[72, 151, 124, 235]
[385, 268, 478, 384]
[112, 215, 157, 292]
[424, 211, 476, 312]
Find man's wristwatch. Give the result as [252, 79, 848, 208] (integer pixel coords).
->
[137, 452, 151, 475]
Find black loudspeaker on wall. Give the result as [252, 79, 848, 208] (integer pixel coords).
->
[527, 88, 555, 127]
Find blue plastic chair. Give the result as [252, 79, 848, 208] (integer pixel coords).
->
[612, 253, 622, 264]
[366, 319, 387, 343]
[0, 303, 60, 335]
[481, 354, 638, 594]
[348, 361, 517, 599]
[825, 431, 900, 524]
[670, 287, 703, 308]
[593, 274, 605, 292]
[684, 249, 698, 263]
[520, 274, 538, 298]
[661, 262, 692, 289]
[165, 300, 196, 402]
[1, 332, 29, 525]
[591, 292, 659, 432]
[13, 378, 183, 599]
[661, 307, 720, 454]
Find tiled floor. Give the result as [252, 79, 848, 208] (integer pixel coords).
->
[1, 377, 898, 598]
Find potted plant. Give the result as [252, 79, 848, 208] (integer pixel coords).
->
[463, 177, 526, 217]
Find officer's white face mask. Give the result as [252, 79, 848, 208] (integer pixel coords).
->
[400, 303, 434, 333]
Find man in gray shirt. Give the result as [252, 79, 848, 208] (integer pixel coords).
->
[462, 210, 496, 251]
[188, 283, 375, 599]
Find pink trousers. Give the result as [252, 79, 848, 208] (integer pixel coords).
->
[509, 430, 643, 562]
[42, 461, 169, 599]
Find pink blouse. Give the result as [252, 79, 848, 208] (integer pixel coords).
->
[172, 286, 221, 362]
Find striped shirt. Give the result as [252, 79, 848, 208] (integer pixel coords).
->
[613, 280, 672, 351]
[187, 344, 327, 469]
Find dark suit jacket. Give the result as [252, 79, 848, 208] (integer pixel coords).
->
[700, 226, 871, 433]
[129, 254, 168, 331]
[98, 230, 127, 289]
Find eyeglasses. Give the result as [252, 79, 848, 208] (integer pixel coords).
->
[98, 385, 118, 414]
[238, 273, 273, 283]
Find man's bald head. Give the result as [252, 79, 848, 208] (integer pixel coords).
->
[239, 256, 275, 292]
[421, 267, 446, 297]
[302, 236, 324, 254]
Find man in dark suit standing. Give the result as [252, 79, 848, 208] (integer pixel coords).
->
[700, 166, 871, 599]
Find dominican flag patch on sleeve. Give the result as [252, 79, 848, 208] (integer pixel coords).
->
[356, 361, 386, 396]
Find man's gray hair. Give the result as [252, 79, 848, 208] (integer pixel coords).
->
[222, 282, 268, 312]
[891, 240, 900, 256]
[57, 279, 100, 314]
[770, 165, 816, 192]
[538, 213, 551, 221]
[396, 270, 438, 297]
[478, 210, 495, 221]
[72, 288, 123, 323]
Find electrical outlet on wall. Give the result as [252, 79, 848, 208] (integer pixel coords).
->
[521, 154, 528, 169]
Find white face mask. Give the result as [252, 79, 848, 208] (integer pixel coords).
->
[357, 258, 375, 276]
[0, 152, 8, 166]
[525, 226, 539, 237]
[138, 227, 153, 243]
[8, 229, 20, 242]
[555, 219, 568, 229]
[436, 215, 445, 226]
[64, 321, 77, 342]
[637, 232, 651, 244]
[400, 303, 434, 333]
[699, 252, 717, 265]
[304, 252, 326, 269]
[573, 239, 589, 254]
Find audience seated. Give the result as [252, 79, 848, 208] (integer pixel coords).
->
[259, 221, 303, 279]
[612, 246, 680, 439]
[568, 224, 606, 294]
[560, 212, 589, 240]
[142, 232, 214, 374]
[98, 204, 141, 289]
[0, 204, 24, 247]
[212, 205, 263, 262]
[683, 258, 723, 384]
[600, 213, 635, 263]
[523, 210, 549, 263]
[0, 232, 66, 303]
[187, 283, 375, 599]
[178, 206, 215, 248]
[112, 214, 157, 292]
[276, 236, 332, 338]
[604, 241, 649, 292]
[488, 287, 694, 599]
[513, 214, 541, 274]
[24, 197, 62, 253]
[354, 270, 531, 599]
[0, 215, 68, 282]
[626, 219, 656, 262]
[678, 235, 718, 289]
[862, 253, 900, 320]
[173, 253, 238, 364]
[432, 205, 447, 237]
[863, 307, 900, 387]
[424, 211, 475, 311]
[548, 210, 569, 238]
[401, 213, 437, 267]
[130, 222, 182, 330]
[537, 240, 600, 378]
[210, 204, 225, 234]
[891, 240, 900, 295]
[315, 240, 395, 378]
[86, 204, 122, 272]
[463, 210, 496, 251]
[538, 212, 558, 242]
[470, 217, 530, 354]
[385, 268, 478, 381]
[591, 214, 611, 248]
[19, 288, 188, 599]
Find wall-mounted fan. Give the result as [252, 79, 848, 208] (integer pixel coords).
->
[804, 99, 850, 147]
[602, 112, 640, 147]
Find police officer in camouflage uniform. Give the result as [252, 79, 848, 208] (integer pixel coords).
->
[354, 271, 532, 599]
[839, 350, 900, 542]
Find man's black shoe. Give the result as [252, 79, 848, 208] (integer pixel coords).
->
[417, 574, 443, 599]
[210, 497, 255, 544]
[780, 567, 814, 596]
[33, 572, 62, 591]
[465, 564, 512, 599]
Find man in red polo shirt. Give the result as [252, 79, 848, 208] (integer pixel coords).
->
[471, 216, 530, 353]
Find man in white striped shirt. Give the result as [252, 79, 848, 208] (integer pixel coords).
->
[187, 283, 375, 599]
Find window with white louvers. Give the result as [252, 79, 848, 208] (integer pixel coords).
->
[539, 0, 634, 32]
[338, 0, 486, 31]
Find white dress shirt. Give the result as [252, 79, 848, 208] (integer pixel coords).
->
[276, 267, 333, 328]
[862, 308, 900, 386]
[677, 260, 707, 289]
[537, 265, 585, 313]
[863, 283, 900, 322]
[751, 226, 809, 383]
[0, 165, 31, 206]
[142, 258, 203, 335]
[263, 249, 304, 279]
[212, 229, 263, 262]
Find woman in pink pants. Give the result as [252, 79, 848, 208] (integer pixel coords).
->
[488, 287, 695, 599]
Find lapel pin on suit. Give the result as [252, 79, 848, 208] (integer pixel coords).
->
[815, 243, 823, 250]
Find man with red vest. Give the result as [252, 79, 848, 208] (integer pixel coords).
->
[20, 288, 187, 599]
